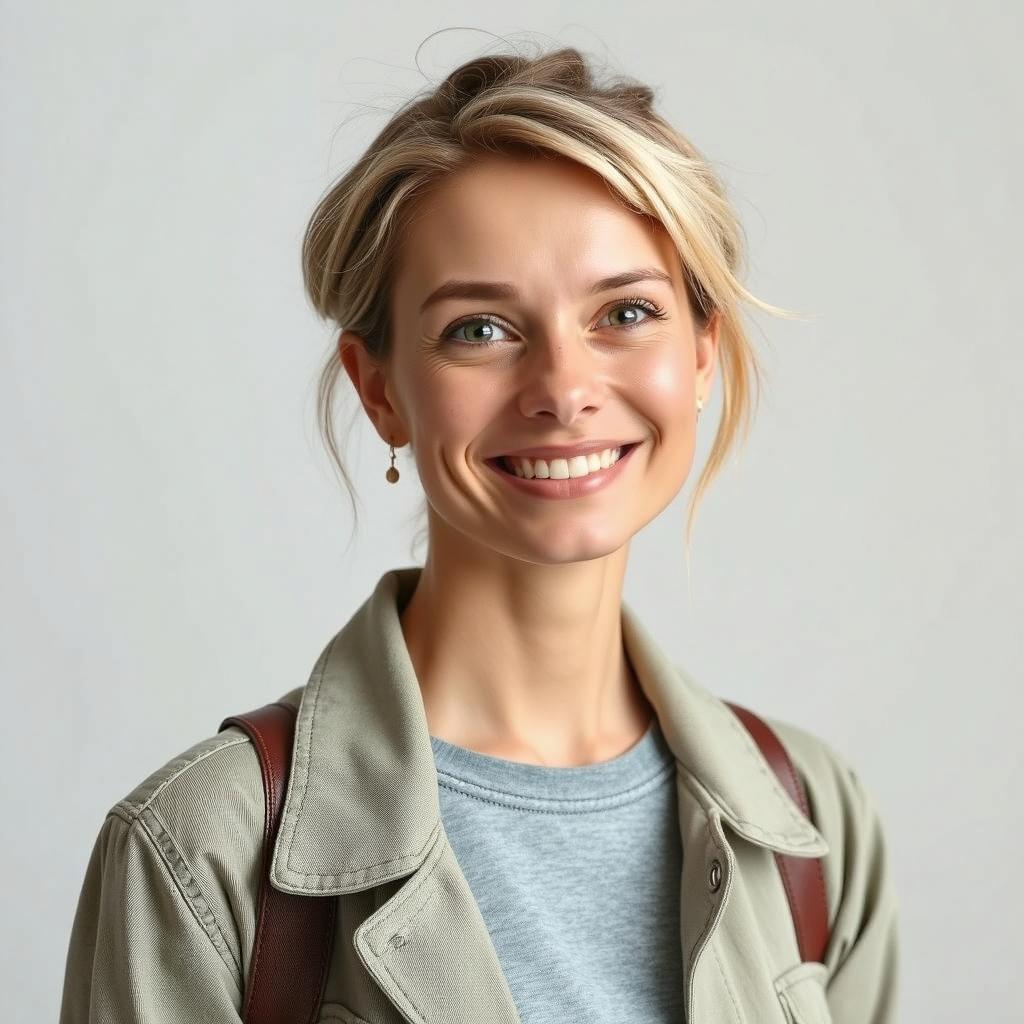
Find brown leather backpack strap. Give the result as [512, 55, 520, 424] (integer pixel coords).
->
[724, 701, 830, 964]
[219, 701, 336, 1024]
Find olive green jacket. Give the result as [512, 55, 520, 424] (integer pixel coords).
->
[59, 566, 899, 1023]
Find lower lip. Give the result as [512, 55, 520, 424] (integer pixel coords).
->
[485, 443, 642, 500]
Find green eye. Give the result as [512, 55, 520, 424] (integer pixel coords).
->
[443, 316, 512, 346]
[598, 299, 667, 329]
[441, 296, 668, 347]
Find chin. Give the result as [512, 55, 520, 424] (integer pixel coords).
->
[485, 525, 635, 565]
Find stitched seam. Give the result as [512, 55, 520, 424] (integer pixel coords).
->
[435, 760, 674, 812]
[370, 955, 427, 1024]
[434, 756, 674, 801]
[675, 766, 710, 810]
[243, 839, 272, 1015]
[713, 942, 745, 1024]
[280, 634, 339, 872]
[275, 630, 441, 883]
[676, 775, 726, 1019]
[686, 861, 722, 1018]
[778, 990, 799, 1024]
[677, 762, 819, 848]
[803, 784, 831, 930]
[363, 832, 445, 938]
[113, 736, 251, 822]
[780, 757, 831, 955]
[712, 697, 810, 830]
[276, 825, 439, 886]
[108, 805, 136, 828]
[371, 886, 453, 1024]
[813, 854, 828, 926]
[673, 682, 819, 841]
[137, 806, 243, 993]
[774, 961, 828, 990]
[399, 884, 439, 933]
[776, 747, 811, 820]
[246, 717, 277, 819]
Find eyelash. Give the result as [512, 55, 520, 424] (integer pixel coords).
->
[441, 295, 669, 346]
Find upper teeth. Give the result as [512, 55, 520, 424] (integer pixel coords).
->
[503, 446, 623, 479]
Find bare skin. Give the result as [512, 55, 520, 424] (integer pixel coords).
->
[339, 153, 719, 766]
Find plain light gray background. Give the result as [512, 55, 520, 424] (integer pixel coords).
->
[3, 3, 1020, 1020]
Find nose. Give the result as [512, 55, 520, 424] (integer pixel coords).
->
[514, 336, 608, 426]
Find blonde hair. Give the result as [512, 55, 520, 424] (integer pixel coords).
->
[301, 42, 805, 557]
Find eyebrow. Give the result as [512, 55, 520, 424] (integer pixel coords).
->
[418, 266, 675, 315]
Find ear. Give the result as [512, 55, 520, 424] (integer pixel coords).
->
[337, 330, 408, 446]
[695, 309, 720, 402]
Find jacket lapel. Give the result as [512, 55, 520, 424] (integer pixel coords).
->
[353, 824, 522, 1022]
[267, 565, 523, 1021]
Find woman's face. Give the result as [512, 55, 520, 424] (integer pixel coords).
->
[341, 154, 718, 564]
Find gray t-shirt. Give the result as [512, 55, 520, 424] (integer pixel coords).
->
[430, 714, 685, 1024]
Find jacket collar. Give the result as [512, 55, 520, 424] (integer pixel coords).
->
[270, 566, 826, 895]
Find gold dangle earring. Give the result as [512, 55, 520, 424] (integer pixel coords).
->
[385, 441, 400, 483]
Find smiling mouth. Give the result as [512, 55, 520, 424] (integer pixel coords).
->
[486, 441, 642, 478]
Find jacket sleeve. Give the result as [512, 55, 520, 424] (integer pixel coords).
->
[59, 809, 244, 1023]
[820, 758, 900, 1024]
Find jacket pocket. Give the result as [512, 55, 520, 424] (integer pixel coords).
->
[773, 961, 834, 1024]
[317, 1003, 372, 1024]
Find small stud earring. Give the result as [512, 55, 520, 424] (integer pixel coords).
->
[385, 442, 400, 483]
[697, 396, 704, 417]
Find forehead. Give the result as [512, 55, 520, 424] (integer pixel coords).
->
[392, 155, 680, 308]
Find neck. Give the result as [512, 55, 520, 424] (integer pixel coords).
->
[399, 538, 654, 767]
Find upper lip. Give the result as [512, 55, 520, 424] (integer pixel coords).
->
[493, 439, 640, 460]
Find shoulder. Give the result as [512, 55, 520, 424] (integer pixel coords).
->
[62, 694, 305, 1018]
[101, 726, 265, 978]
[761, 715, 870, 819]
[91, 690, 305, 982]
[110, 726, 261, 830]
[109, 687, 304, 833]
[759, 713, 898, 974]
[757, 714, 900, 1010]
[761, 713, 886, 852]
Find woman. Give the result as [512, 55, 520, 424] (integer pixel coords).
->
[59, 46, 898, 1023]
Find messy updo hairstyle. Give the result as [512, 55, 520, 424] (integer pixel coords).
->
[301, 41, 803, 556]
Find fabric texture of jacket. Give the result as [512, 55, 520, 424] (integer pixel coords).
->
[59, 565, 899, 1023]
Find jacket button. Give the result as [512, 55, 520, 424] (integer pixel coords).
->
[708, 859, 723, 893]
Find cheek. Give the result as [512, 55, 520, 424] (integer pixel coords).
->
[405, 368, 500, 456]
[633, 347, 693, 421]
